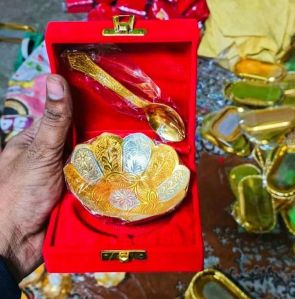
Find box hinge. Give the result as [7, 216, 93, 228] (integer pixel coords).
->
[102, 15, 146, 36]
[101, 250, 147, 263]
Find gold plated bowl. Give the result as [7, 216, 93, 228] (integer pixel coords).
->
[64, 133, 190, 222]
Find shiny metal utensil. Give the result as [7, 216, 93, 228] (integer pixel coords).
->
[185, 269, 251, 299]
[67, 52, 185, 142]
[239, 106, 295, 147]
[234, 175, 276, 233]
[224, 80, 284, 108]
[0, 22, 35, 43]
[229, 163, 261, 198]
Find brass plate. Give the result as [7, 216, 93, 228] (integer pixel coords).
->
[252, 146, 275, 169]
[224, 80, 283, 108]
[229, 164, 261, 198]
[201, 107, 251, 157]
[211, 107, 241, 142]
[283, 95, 295, 107]
[279, 73, 295, 96]
[200, 112, 220, 146]
[281, 204, 295, 236]
[285, 129, 295, 147]
[279, 73, 295, 106]
[266, 145, 295, 198]
[185, 269, 250, 299]
[234, 175, 276, 233]
[240, 106, 295, 146]
[234, 59, 285, 82]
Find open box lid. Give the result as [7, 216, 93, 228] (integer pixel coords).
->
[44, 16, 203, 272]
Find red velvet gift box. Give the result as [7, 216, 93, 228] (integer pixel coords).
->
[44, 17, 203, 272]
[64, 0, 94, 13]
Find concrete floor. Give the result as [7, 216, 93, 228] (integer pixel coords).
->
[0, 0, 84, 102]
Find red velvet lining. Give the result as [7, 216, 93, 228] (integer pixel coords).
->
[44, 19, 203, 272]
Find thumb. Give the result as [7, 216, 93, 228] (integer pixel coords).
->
[33, 75, 72, 150]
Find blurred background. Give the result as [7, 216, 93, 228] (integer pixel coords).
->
[0, 0, 83, 101]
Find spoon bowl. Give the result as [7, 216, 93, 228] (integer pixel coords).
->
[144, 103, 185, 142]
[67, 52, 186, 142]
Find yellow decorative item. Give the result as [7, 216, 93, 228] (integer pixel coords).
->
[64, 133, 190, 222]
[281, 203, 295, 236]
[234, 59, 285, 82]
[19, 264, 72, 299]
[93, 272, 126, 287]
[200, 106, 251, 157]
[228, 164, 261, 198]
[19, 264, 45, 288]
[252, 146, 276, 175]
[233, 175, 276, 233]
[185, 269, 250, 299]
[266, 145, 295, 200]
[41, 274, 72, 299]
[67, 52, 185, 143]
[239, 106, 295, 146]
[224, 80, 284, 107]
[199, 0, 295, 70]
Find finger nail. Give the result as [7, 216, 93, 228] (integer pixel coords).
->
[47, 75, 64, 101]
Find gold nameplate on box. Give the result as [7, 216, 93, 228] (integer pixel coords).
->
[101, 250, 147, 263]
[103, 15, 146, 36]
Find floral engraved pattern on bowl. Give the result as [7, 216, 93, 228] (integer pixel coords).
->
[110, 189, 140, 211]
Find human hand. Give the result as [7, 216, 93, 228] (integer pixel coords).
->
[0, 75, 72, 281]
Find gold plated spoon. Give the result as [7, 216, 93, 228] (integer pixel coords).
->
[67, 52, 185, 142]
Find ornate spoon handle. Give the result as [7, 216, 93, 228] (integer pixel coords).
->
[68, 52, 147, 109]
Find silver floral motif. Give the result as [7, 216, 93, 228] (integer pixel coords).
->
[109, 189, 140, 211]
[71, 145, 103, 184]
[157, 165, 190, 202]
[122, 133, 153, 175]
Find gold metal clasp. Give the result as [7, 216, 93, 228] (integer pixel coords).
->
[101, 250, 147, 263]
[102, 15, 146, 36]
[0, 23, 36, 43]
